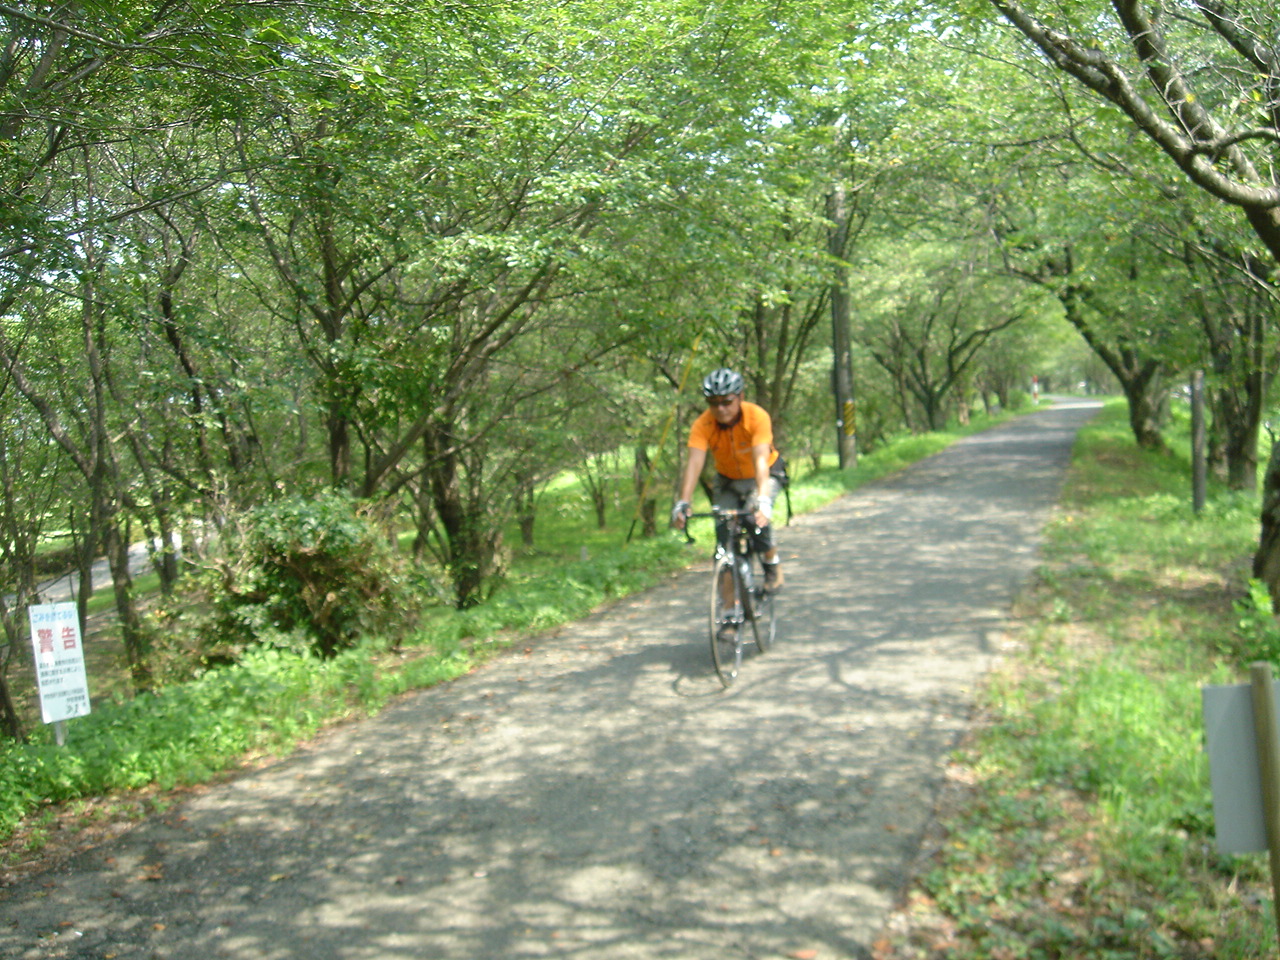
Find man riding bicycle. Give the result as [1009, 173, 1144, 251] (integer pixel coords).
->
[670, 367, 785, 591]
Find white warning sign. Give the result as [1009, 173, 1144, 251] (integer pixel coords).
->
[28, 603, 91, 725]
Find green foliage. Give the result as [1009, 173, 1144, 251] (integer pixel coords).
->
[433, 536, 689, 645]
[1020, 662, 1208, 829]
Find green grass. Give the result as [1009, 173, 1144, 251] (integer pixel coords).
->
[883, 399, 1275, 959]
[0, 403, 1023, 854]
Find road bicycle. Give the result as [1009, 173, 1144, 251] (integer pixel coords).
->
[683, 507, 777, 686]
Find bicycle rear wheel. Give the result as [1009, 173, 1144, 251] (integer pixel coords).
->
[748, 554, 776, 653]
[709, 556, 742, 686]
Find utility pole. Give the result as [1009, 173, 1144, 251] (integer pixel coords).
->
[1191, 370, 1206, 514]
[827, 182, 857, 469]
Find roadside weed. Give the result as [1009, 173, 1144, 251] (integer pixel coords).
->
[1230, 579, 1280, 665]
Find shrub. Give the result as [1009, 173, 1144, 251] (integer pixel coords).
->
[1229, 579, 1280, 666]
[1005, 388, 1034, 411]
[151, 491, 426, 666]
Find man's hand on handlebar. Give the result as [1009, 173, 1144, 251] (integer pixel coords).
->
[746, 494, 771, 531]
[753, 499, 772, 530]
[670, 500, 691, 530]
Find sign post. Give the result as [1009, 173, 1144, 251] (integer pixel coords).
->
[27, 603, 91, 743]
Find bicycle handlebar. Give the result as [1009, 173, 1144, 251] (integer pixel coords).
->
[677, 507, 759, 544]
[684, 507, 755, 520]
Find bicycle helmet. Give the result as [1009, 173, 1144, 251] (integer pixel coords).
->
[701, 367, 744, 397]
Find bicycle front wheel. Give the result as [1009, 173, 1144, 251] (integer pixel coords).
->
[709, 556, 742, 686]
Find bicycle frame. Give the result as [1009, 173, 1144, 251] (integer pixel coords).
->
[683, 503, 752, 553]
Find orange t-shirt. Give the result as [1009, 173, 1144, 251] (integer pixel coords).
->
[688, 401, 779, 480]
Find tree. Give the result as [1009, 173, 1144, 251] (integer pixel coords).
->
[1157, 221, 1278, 490]
[975, 0, 1280, 601]
[984, 0, 1280, 263]
[903, 14, 1277, 467]
[854, 244, 1025, 430]
[0, 1, 357, 303]
[0, 394, 70, 740]
[0, 2, 407, 686]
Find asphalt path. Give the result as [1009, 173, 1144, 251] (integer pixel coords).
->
[28, 541, 160, 606]
[0, 398, 1102, 960]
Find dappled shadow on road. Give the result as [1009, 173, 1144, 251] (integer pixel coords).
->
[0, 403, 1100, 960]
[10, 644, 921, 958]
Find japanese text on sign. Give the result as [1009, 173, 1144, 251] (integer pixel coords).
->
[28, 603, 91, 725]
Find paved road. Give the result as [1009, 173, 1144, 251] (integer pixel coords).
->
[0, 399, 1101, 960]
[29, 540, 164, 606]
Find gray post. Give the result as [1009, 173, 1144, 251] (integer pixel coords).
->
[1248, 661, 1280, 955]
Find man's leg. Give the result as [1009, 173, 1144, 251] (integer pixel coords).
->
[756, 477, 784, 589]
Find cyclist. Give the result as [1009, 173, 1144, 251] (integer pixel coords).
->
[670, 367, 786, 591]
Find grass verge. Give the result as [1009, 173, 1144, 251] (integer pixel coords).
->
[874, 399, 1275, 959]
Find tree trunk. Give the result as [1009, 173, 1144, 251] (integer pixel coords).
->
[1253, 440, 1280, 611]
[515, 470, 537, 547]
[68, 504, 96, 635]
[103, 516, 150, 687]
[1214, 385, 1261, 493]
[0, 673, 21, 741]
[827, 185, 857, 469]
[411, 433, 435, 559]
[327, 406, 351, 487]
[1123, 378, 1166, 451]
[633, 446, 656, 539]
[1203, 302, 1267, 493]
[1059, 287, 1168, 452]
[155, 503, 181, 592]
[920, 388, 947, 432]
[0, 587, 35, 741]
[426, 422, 500, 610]
[591, 487, 607, 529]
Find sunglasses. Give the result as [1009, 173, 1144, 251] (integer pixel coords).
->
[706, 396, 738, 408]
